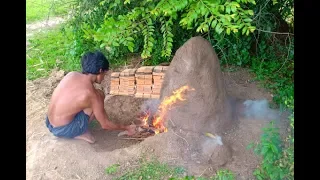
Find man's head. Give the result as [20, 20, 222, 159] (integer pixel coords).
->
[81, 51, 109, 83]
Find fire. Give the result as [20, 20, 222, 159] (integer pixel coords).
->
[141, 85, 194, 134]
[141, 111, 150, 126]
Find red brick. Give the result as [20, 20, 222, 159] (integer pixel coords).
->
[144, 81, 153, 85]
[143, 93, 151, 98]
[136, 67, 146, 74]
[111, 72, 120, 77]
[152, 72, 165, 76]
[144, 66, 155, 73]
[110, 86, 119, 90]
[153, 66, 163, 73]
[136, 80, 144, 85]
[151, 94, 160, 99]
[135, 93, 144, 98]
[135, 74, 145, 78]
[153, 75, 164, 80]
[144, 74, 153, 79]
[136, 86, 144, 91]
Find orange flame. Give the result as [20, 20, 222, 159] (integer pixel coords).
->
[141, 112, 150, 126]
[152, 85, 194, 134]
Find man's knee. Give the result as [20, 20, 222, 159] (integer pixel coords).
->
[83, 108, 93, 117]
[83, 109, 95, 122]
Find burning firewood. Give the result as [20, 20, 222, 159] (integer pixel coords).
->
[118, 85, 194, 140]
[117, 124, 156, 139]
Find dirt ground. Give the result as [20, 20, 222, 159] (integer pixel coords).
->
[26, 67, 289, 180]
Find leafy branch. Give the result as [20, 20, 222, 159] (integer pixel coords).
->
[82, 0, 257, 59]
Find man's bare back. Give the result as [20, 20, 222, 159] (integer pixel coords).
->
[45, 51, 136, 144]
[48, 72, 95, 127]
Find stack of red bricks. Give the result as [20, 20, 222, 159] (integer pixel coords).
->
[135, 66, 154, 98]
[151, 66, 168, 99]
[110, 72, 120, 95]
[118, 68, 137, 96]
[109, 66, 168, 99]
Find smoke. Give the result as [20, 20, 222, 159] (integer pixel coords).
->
[140, 99, 160, 115]
[242, 99, 280, 120]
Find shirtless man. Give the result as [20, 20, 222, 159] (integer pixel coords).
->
[45, 51, 136, 143]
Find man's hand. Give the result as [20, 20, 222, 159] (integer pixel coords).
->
[117, 125, 138, 137]
[126, 124, 137, 136]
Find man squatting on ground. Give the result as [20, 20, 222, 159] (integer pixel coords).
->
[45, 51, 137, 143]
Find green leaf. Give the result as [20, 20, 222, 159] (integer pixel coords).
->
[226, 28, 231, 35]
[100, 43, 106, 48]
[249, 26, 256, 32]
[256, 174, 263, 180]
[246, 29, 250, 36]
[226, 6, 231, 14]
[220, 17, 225, 23]
[242, 27, 247, 35]
[127, 42, 135, 52]
[220, 5, 225, 12]
[243, 18, 252, 22]
[113, 41, 120, 46]
[128, 45, 134, 52]
[196, 25, 202, 32]
[217, 27, 223, 34]
[211, 19, 217, 28]
[231, 6, 237, 13]
[215, 23, 221, 33]
[105, 164, 120, 174]
[124, 0, 130, 4]
[238, 23, 244, 29]
[127, 37, 134, 41]
[272, 0, 278, 5]
[99, 0, 106, 6]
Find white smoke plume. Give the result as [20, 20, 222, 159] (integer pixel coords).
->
[140, 99, 160, 115]
[242, 99, 280, 120]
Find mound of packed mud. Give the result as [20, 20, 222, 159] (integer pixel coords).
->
[103, 95, 145, 125]
[160, 36, 237, 134]
[131, 36, 239, 174]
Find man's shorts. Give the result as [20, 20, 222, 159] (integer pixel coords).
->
[45, 111, 89, 138]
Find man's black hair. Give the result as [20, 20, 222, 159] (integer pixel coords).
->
[81, 51, 109, 74]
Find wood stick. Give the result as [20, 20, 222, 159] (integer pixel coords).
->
[120, 138, 145, 141]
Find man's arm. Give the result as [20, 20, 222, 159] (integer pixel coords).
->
[90, 91, 127, 130]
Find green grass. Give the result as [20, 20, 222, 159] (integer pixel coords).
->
[105, 158, 236, 180]
[112, 158, 186, 180]
[26, 25, 80, 80]
[26, 25, 129, 80]
[26, 24, 130, 80]
[26, 0, 72, 23]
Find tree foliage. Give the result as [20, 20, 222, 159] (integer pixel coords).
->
[80, 0, 257, 59]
